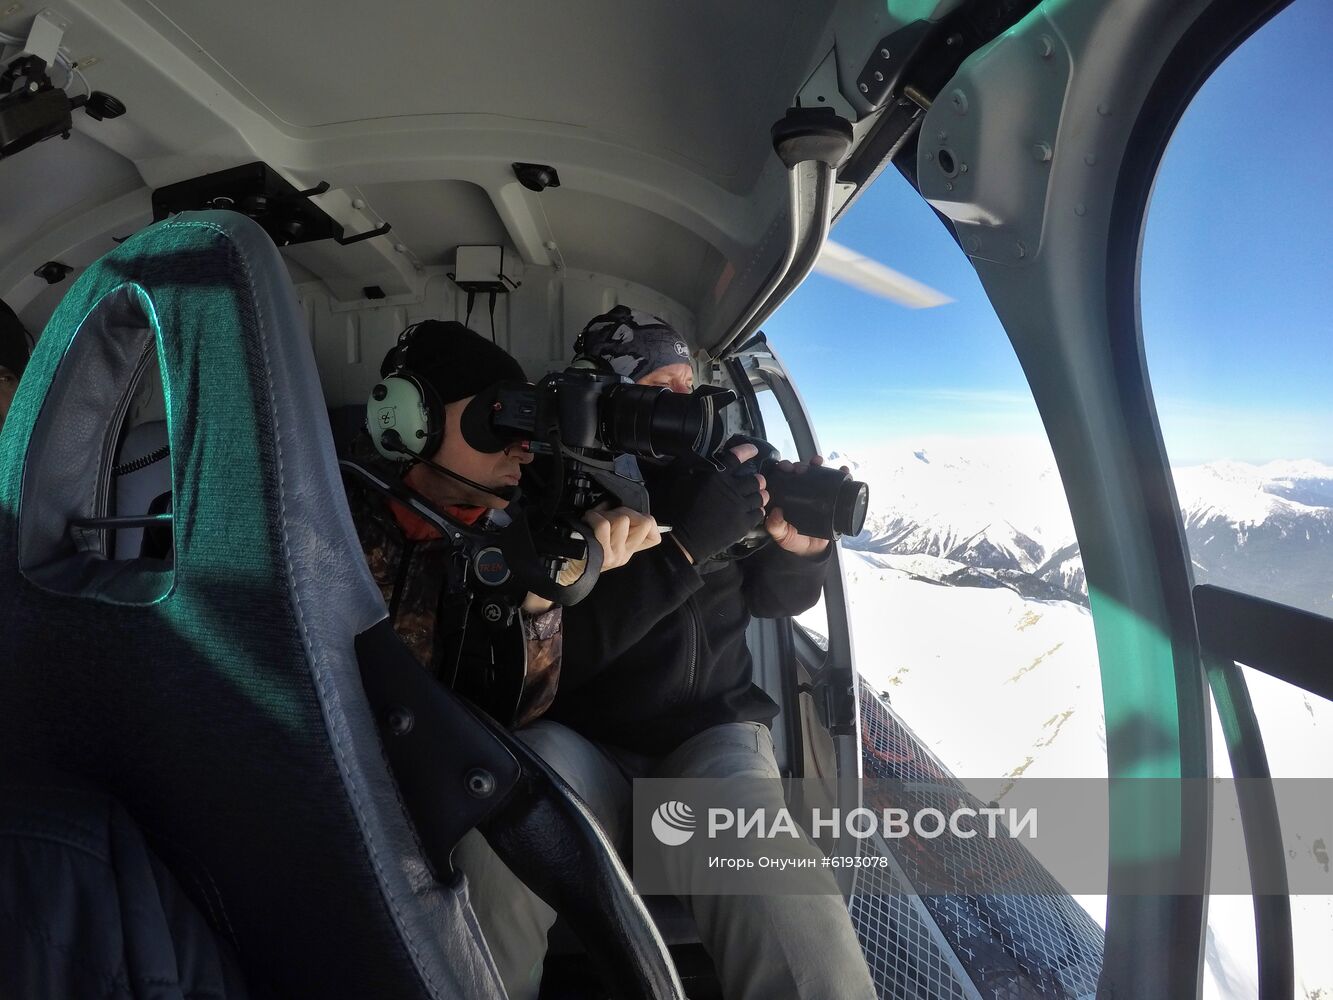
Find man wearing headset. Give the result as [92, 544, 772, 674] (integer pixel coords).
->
[346, 320, 660, 725]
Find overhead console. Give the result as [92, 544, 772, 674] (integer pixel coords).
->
[151, 162, 392, 250]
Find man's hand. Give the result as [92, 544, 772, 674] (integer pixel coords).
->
[522, 592, 555, 614]
[763, 454, 848, 558]
[581, 504, 662, 571]
[523, 507, 660, 613]
[665, 443, 768, 565]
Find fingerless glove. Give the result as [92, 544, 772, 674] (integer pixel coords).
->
[665, 463, 764, 564]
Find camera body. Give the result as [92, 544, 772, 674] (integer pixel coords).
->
[463, 367, 736, 518]
[726, 435, 869, 542]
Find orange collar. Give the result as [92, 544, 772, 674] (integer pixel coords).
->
[389, 497, 487, 541]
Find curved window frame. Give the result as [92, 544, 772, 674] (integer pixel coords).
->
[1110, 1, 1311, 995]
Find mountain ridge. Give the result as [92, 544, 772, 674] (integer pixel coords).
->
[838, 449, 1333, 615]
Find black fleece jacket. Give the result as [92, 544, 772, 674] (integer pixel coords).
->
[548, 521, 830, 756]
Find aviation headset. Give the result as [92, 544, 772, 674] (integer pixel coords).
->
[366, 321, 528, 506]
[367, 322, 445, 463]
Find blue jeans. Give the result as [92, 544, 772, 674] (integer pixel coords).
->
[453, 720, 876, 1000]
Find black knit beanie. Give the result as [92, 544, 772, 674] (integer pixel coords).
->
[380, 320, 526, 403]
[0, 300, 30, 378]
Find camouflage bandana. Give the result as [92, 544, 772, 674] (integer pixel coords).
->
[573, 305, 690, 381]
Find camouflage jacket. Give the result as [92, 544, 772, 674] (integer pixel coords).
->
[343, 439, 561, 727]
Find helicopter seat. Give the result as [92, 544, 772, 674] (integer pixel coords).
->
[0, 208, 683, 1000]
[0, 209, 514, 999]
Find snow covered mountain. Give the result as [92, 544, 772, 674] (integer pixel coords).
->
[819, 445, 1333, 1000]
[1174, 461, 1333, 615]
[838, 447, 1333, 616]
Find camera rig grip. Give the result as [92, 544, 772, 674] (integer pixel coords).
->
[506, 510, 604, 607]
[339, 458, 602, 607]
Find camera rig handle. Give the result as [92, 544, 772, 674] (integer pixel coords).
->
[504, 509, 604, 607]
[339, 458, 607, 608]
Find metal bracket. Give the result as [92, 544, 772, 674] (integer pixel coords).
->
[854, 21, 934, 111]
[334, 221, 392, 246]
[22, 7, 67, 66]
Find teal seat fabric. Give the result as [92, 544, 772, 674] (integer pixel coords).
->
[0, 212, 509, 999]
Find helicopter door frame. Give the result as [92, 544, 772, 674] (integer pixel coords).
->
[723, 332, 863, 881]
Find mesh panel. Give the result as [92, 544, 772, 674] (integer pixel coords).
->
[850, 843, 971, 1000]
[850, 680, 1104, 999]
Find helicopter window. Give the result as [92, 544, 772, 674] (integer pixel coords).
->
[762, 170, 1113, 992]
[753, 384, 799, 466]
[1140, 0, 1333, 991]
[1142, 0, 1332, 623]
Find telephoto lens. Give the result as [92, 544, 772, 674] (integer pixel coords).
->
[599, 383, 735, 459]
[725, 435, 869, 541]
[763, 460, 869, 540]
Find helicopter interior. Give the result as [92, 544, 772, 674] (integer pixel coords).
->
[0, 0, 1321, 998]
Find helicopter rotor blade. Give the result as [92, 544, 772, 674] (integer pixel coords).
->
[813, 240, 953, 308]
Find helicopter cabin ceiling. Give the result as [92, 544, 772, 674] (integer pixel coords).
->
[126, 0, 830, 191]
[0, 0, 954, 347]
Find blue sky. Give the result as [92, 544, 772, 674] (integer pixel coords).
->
[765, 0, 1333, 466]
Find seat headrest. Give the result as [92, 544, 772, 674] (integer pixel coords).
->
[0, 211, 508, 999]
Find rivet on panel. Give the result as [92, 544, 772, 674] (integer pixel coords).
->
[1097, 103, 1111, 117]
[1032, 143, 1052, 163]
[1084, 153, 1097, 166]
[1075, 204, 1087, 217]
[351, 198, 366, 210]
[859, 83, 869, 94]
[466, 769, 497, 799]
[950, 89, 968, 115]
[874, 71, 884, 82]
[880, 48, 890, 59]
[967, 236, 981, 254]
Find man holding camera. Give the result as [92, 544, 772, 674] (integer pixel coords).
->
[551, 306, 839, 752]
[346, 321, 661, 725]
[522, 307, 876, 1000]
